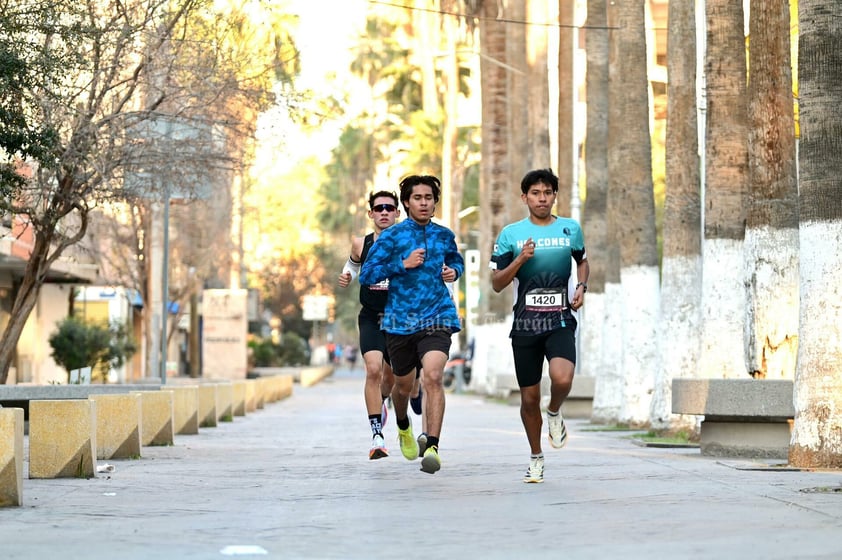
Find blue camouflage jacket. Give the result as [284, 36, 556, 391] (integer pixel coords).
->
[359, 218, 464, 335]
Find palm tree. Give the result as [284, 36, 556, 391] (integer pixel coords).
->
[651, 0, 701, 430]
[556, 0, 576, 218]
[790, 0, 842, 468]
[507, 0, 528, 218]
[698, 0, 749, 379]
[613, 0, 659, 427]
[581, 0, 609, 401]
[475, 0, 514, 321]
[527, 0, 551, 171]
[592, 0, 623, 424]
[745, 0, 798, 380]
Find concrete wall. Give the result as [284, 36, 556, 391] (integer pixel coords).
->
[17, 284, 71, 385]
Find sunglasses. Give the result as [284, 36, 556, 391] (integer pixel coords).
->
[372, 204, 397, 213]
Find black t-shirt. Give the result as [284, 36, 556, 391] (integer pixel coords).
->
[359, 232, 389, 320]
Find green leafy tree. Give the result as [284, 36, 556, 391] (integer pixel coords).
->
[0, 0, 303, 384]
[48, 317, 137, 384]
[0, 10, 60, 195]
[0, 0, 203, 384]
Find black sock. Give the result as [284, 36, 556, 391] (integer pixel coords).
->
[396, 416, 409, 431]
[426, 436, 439, 449]
[369, 414, 382, 436]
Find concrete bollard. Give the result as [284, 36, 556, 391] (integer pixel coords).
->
[276, 374, 294, 400]
[257, 377, 272, 404]
[215, 382, 234, 422]
[245, 380, 258, 413]
[89, 393, 142, 460]
[198, 385, 218, 428]
[299, 366, 333, 387]
[254, 378, 266, 410]
[169, 386, 200, 435]
[0, 408, 24, 507]
[232, 381, 247, 417]
[29, 400, 97, 479]
[132, 390, 175, 446]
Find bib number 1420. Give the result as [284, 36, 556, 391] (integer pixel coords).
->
[525, 290, 565, 312]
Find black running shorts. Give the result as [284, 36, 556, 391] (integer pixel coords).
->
[385, 328, 453, 377]
[358, 313, 390, 365]
[511, 326, 577, 388]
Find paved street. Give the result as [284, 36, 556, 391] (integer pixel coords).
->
[2, 368, 842, 559]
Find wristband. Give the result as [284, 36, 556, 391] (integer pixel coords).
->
[342, 258, 361, 281]
[576, 282, 588, 292]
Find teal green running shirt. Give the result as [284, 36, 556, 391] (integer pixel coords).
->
[490, 216, 586, 336]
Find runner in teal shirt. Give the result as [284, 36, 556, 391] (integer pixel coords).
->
[490, 168, 589, 484]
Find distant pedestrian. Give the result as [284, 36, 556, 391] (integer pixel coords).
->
[490, 168, 589, 483]
[345, 344, 358, 370]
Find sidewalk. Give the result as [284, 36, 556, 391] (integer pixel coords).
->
[2, 369, 841, 560]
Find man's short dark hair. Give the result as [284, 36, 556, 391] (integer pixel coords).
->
[368, 190, 398, 209]
[399, 175, 441, 209]
[520, 168, 559, 194]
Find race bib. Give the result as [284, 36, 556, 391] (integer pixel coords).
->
[524, 289, 565, 312]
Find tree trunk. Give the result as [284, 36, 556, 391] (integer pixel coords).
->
[613, 0, 659, 427]
[526, 0, 551, 172]
[0, 231, 60, 384]
[652, 0, 702, 431]
[592, 0, 623, 424]
[579, 0, 608, 383]
[0, 277, 41, 384]
[790, 0, 842, 468]
[699, 0, 749, 379]
[441, 2, 460, 230]
[745, 0, 798, 380]
[507, 0, 528, 210]
[478, 0, 511, 322]
[556, 0, 575, 218]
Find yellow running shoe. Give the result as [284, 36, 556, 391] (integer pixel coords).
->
[420, 445, 441, 474]
[397, 419, 419, 460]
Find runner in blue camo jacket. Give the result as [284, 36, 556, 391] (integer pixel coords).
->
[360, 174, 463, 474]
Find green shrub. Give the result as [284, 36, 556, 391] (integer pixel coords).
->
[277, 331, 309, 366]
[49, 316, 137, 383]
[249, 338, 279, 367]
[247, 332, 310, 367]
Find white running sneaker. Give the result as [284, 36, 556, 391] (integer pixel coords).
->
[547, 410, 568, 449]
[523, 456, 544, 483]
[369, 434, 388, 460]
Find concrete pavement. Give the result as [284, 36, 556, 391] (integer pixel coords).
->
[2, 368, 841, 559]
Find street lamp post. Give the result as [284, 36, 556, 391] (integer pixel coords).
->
[159, 181, 171, 384]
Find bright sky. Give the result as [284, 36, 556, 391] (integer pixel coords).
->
[253, 0, 368, 175]
[289, 0, 368, 88]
